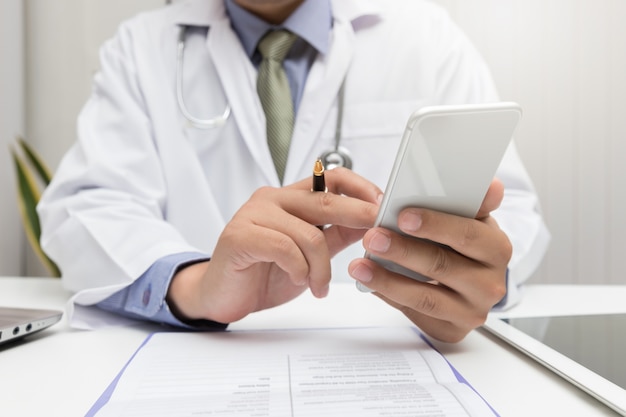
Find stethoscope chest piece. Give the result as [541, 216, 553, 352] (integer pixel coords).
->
[319, 147, 353, 170]
[319, 77, 353, 170]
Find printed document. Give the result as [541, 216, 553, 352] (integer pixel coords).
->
[88, 327, 496, 416]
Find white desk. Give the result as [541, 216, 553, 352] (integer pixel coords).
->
[1, 277, 624, 417]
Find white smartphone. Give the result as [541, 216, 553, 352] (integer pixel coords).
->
[359, 102, 522, 291]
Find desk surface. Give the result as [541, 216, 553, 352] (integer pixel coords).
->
[1, 277, 624, 417]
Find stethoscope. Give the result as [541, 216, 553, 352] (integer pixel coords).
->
[176, 27, 231, 129]
[176, 26, 353, 170]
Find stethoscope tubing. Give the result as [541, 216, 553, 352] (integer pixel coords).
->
[176, 27, 230, 129]
[176, 25, 352, 169]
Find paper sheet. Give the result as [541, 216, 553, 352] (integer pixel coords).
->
[90, 327, 496, 417]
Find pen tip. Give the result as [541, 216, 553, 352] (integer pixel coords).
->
[314, 159, 324, 176]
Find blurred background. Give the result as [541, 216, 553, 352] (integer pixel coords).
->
[2, 0, 625, 285]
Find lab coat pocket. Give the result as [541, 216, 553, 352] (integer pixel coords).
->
[182, 122, 227, 156]
[320, 100, 427, 184]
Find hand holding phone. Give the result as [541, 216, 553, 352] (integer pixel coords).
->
[359, 102, 522, 290]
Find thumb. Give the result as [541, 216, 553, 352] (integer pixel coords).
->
[476, 178, 504, 219]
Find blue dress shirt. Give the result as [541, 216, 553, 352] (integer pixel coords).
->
[96, 0, 332, 327]
[225, 0, 331, 112]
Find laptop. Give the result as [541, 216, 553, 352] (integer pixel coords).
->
[0, 307, 63, 346]
[483, 314, 626, 415]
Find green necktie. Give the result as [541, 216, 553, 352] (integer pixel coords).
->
[257, 30, 298, 184]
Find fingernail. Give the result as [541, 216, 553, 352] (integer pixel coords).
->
[316, 284, 330, 298]
[400, 211, 422, 232]
[350, 263, 373, 283]
[369, 230, 391, 253]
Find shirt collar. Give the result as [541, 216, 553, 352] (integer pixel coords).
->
[224, 0, 332, 58]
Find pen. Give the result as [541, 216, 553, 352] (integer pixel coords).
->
[312, 159, 327, 230]
[312, 159, 326, 193]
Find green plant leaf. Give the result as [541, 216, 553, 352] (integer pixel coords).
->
[10, 143, 61, 277]
[17, 137, 53, 186]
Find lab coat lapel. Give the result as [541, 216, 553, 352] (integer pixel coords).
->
[206, 19, 279, 186]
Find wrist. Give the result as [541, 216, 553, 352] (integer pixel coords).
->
[166, 260, 212, 323]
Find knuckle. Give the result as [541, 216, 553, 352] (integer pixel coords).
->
[305, 227, 326, 248]
[317, 191, 334, 212]
[396, 238, 413, 263]
[488, 274, 508, 303]
[220, 222, 243, 245]
[366, 202, 379, 219]
[407, 291, 440, 316]
[251, 186, 275, 200]
[499, 237, 514, 263]
[427, 246, 451, 277]
[353, 197, 379, 225]
[274, 234, 295, 253]
[458, 222, 480, 248]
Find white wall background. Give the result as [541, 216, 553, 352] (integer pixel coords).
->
[1, 0, 625, 285]
[0, 0, 26, 276]
[435, 0, 626, 285]
[0, 0, 165, 276]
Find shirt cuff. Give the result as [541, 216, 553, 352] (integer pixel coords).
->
[95, 252, 228, 330]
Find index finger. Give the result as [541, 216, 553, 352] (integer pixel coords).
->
[397, 208, 512, 267]
[280, 189, 380, 231]
[287, 167, 383, 205]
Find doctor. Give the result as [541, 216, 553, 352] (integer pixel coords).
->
[38, 0, 549, 342]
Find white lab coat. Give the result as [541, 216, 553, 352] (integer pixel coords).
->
[39, 0, 549, 328]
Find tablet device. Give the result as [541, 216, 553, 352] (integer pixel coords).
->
[0, 306, 62, 346]
[362, 102, 522, 286]
[483, 314, 626, 415]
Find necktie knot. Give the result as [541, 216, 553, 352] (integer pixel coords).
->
[258, 30, 297, 63]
